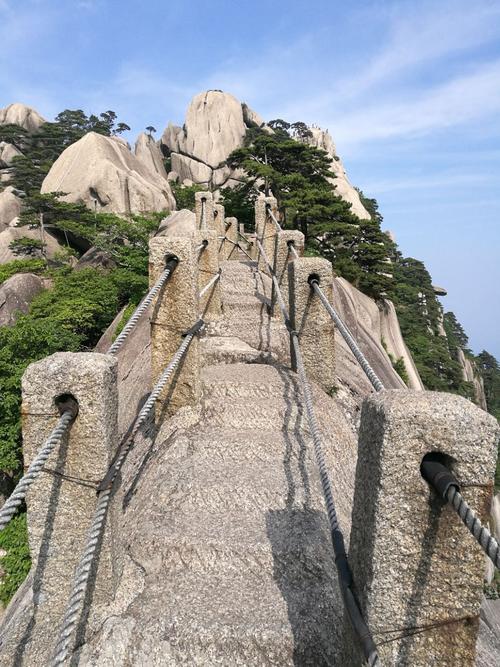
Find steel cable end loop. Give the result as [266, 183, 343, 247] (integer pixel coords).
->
[55, 394, 79, 420]
[164, 253, 179, 271]
[421, 458, 460, 500]
[182, 319, 205, 337]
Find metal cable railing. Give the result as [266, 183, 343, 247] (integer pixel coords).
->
[287, 240, 300, 260]
[310, 280, 384, 392]
[199, 271, 221, 298]
[107, 255, 179, 356]
[223, 237, 254, 261]
[200, 197, 206, 229]
[50, 320, 205, 666]
[255, 236, 379, 666]
[195, 240, 208, 254]
[0, 403, 78, 531]
[266, 204, 282, 231]
[421, 458, 500, 570]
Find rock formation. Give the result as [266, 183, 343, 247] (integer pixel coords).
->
[162, 91, 260, 189]
[161, 91, 369, 220]
[156, 209, 196, 237]
[41, 132, 175, 215]
[0, 186, 22, 228]
[0, 103, 45, 133]
[0, 273, 45, 326]
[134, 132, 168, 180]
[0, 142, 22, 168]
[455, 347, 488, 410]
[333, 276, 423, 391]
[0, 226, 62, 264]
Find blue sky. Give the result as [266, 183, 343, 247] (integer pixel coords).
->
[1, 0, 499, 357]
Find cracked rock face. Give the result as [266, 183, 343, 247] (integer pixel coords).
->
[0, 142, 22, 168]
[134, 132, 168, 180]
[41, 132, 175, 215]
[161, 90, 259, 189]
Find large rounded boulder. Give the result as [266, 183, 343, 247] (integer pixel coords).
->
[41, 132, 175, 215]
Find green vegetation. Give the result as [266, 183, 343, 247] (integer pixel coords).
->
[0, 259, 46, 285]
[0, 196, 160, 603]
[0, 514, 31, 606]
[170, 183, 204, 210]
[226, 120, 394, 299]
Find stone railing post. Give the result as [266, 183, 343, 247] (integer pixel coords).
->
[213, 203, 226, 245]
[222, 216, 238, 261]
[194, 229, 222, 319]
[149, 236, 200, 417]
[255, 196, 279, 273]
[17, 351, 118, 663]
[288, 257, 335, 391]
[195, 191, 214, 230]
[275, 230, 304, 295]
[345, 390, 499, 666]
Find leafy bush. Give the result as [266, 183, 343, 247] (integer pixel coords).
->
[0, 259, 46, 285]
[171, 183, 205, 210]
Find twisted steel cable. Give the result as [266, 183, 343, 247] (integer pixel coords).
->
[223, 237, 254, 261]
[288, 241, 300, 260]
[107, 256, 178, 356]
[447, 487, 499, 569]
[310, 281, 384, 392]
[50, 322, 204, 666]
[266, 205, 282, 231]
[255, 236, 379, 665]
[199, 271, 221, 298]
[0, 410, 76, 531]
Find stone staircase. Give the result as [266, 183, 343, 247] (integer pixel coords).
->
[76, 259, 358, 665]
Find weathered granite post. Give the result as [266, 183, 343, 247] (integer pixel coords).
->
[213, 202, 226, 242]
[194, 229, 222, 319]
[288, 257, 335, 391]
[275, 230, 304, 295]
[195, 191, 214, 230]
[223, 216, 239, 261]
[18, 351, 118, 663]
[346, 390, 499, 666]
[255, 196, 278, 273]
[149, 236, 200, 417]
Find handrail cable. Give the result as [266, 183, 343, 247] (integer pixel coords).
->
[266, 204, 282, 232]
[107, 254, 179, 356]
[287, 240, 300, 260]
[0, 402, 78, 532]
[309, 280, 384, 392]
[255, 237, 379, 666]
[195, 240, 209, 254]
[421, 458, 500, 570]
[223, 237, 254, 261]
[199, 271, 221, 298]
[50, 320, 205, 666]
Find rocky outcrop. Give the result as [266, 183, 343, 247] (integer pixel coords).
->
[304, 128, 370, 219]
[41, 132, 175, 215]
[156, 209, 196, 237]
[0, 103, 45, 133]
[0, 273, 45, 326]
[161, 91, 259, 189]
[0, 187, 22, 227]
[134, 132, 168, 180]
[162, 91, 370, 218]
[0, 142, 22, 168]
[456, 347, 488, 410]
[75, 247, 116, 272]
[0, 226, 62, 264]
[333, 277, 424, 392]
